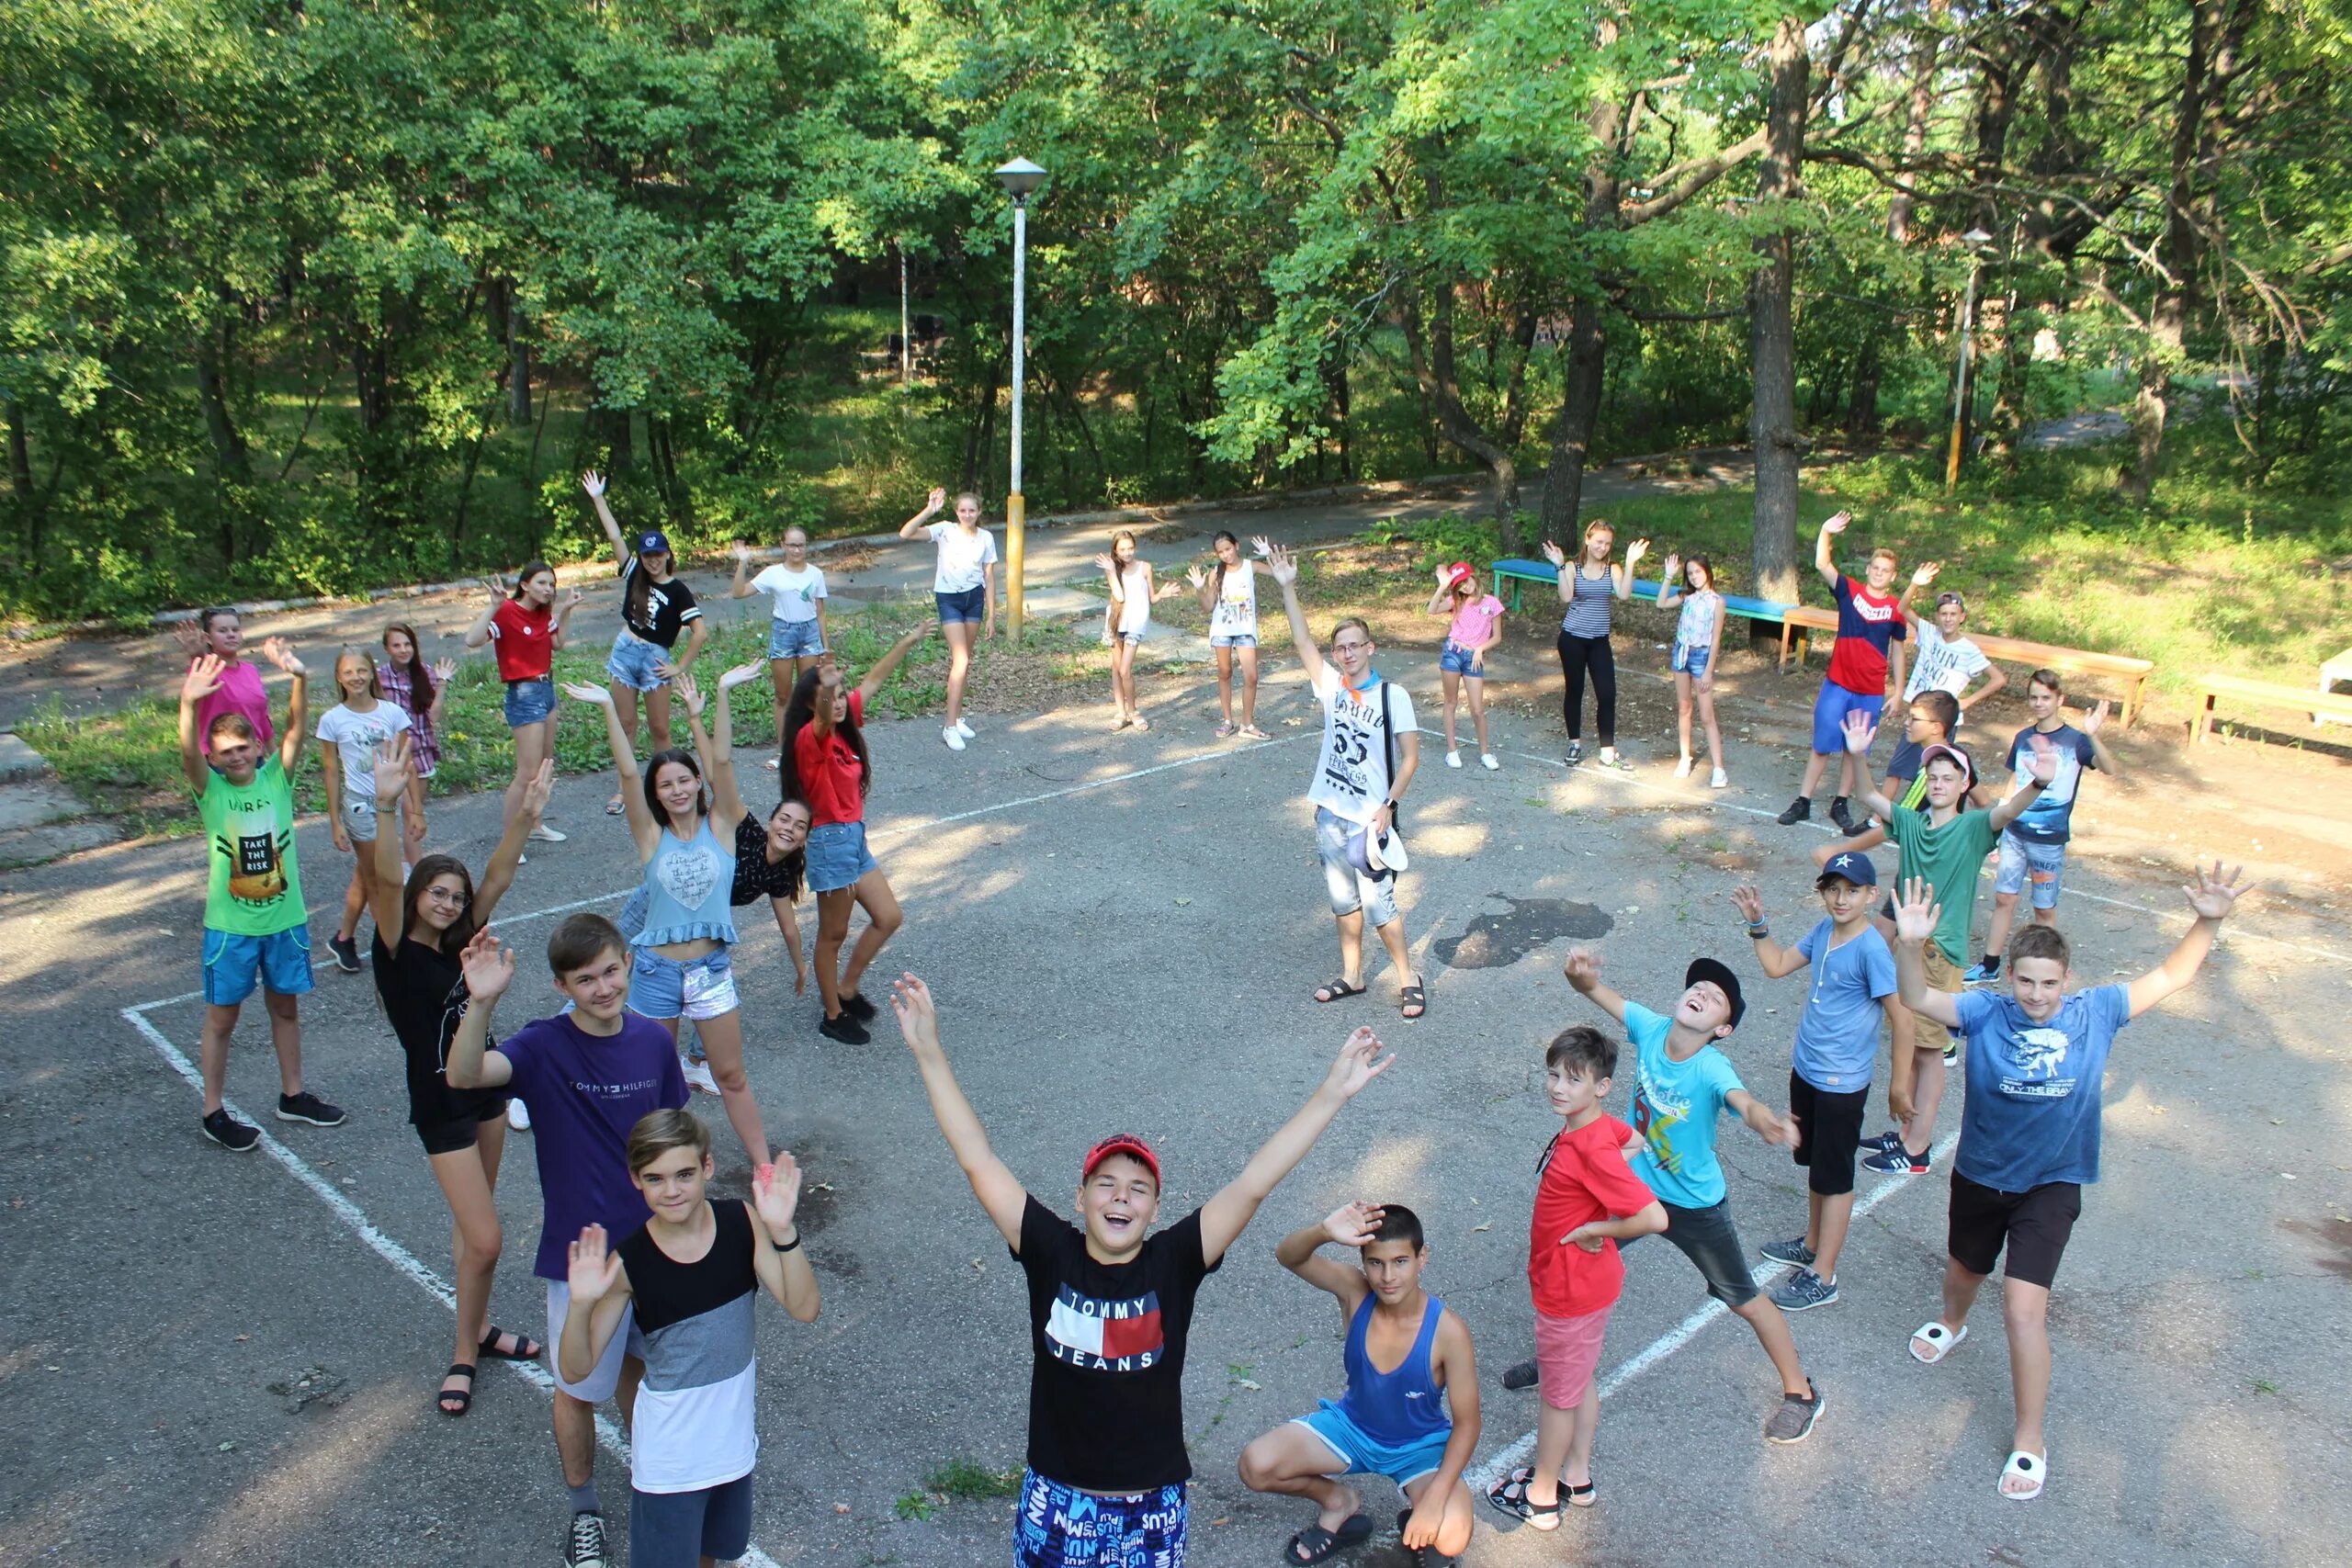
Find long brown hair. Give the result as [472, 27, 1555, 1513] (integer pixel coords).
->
[402, 854, 480, 959]
[781, 667, 870, 801]
[382, 623, 435, 710]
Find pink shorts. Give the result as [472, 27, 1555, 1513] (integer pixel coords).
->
[1533, 1307, 1612, 1410]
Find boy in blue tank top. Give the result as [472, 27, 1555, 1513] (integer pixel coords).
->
[1238, 1202, 1480, 1565]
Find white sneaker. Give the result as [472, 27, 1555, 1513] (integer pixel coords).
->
[763, 757, 780, 771]
[942, 726, 967, 751]
[1445, 750, 1463, 769]
[1481, 752, 1501, 771]
[1674, 756, 1694, 779]
[528, 822, 567, 843]
[682, 1057, 720, 1096]
[506, 1099, 531, 1131]
[954, 717, 976, 739]
[1710, 766, 1729, 789]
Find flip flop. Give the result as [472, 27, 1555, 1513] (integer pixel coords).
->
[1215, 720, 1237, 738]
[1282, 1512, 1373, 1563]
[1999, 1450, 2046, 1502]
[1239, 725, 1270, 739]
[437, 1362, 476, 1417]
[478, 1325, 543, 1362]
[1314, 976, 1367, 1004]
[1399, 981, 1428, 1020]
[1909, 1321, 1968, 1365]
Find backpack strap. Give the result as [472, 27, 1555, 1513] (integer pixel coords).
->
[1379, 681, 1402, 831]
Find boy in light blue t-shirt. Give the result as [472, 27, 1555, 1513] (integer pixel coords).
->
[1891, 863, 2246, 1504]
[1553, 948, 1824, 1444]
[1733, 855, 1899, 1314]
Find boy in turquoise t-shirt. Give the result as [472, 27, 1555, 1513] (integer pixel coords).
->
[178, 647, 345, 1152]
[1559, 947, 1823, 1443]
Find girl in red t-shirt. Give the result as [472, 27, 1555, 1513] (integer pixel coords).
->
[463, 562, 582, 844]
[779, 620, 932, 1043]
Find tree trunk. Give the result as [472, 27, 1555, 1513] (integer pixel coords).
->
[1887, 6, 1941, 243]
[1540, 294, 1609, 547]
[1847, 336, 1882, 435]
[1396, 284, 1520, 526]
[1748, 15, 1810, 608]
[507, 289, 531, 423]
[5, 400, 30, 506]
[196, 323, 252, 484]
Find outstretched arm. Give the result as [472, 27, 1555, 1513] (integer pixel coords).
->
[676, 672, 746, 830]
[581, 470, 628, 560]
[1731, 884, 1813, 979]
[2125, 863, 2248, 1019]
[855, 620, 936, 709]
[369, 742, 415, 943]
[561, 682, 658, 853]
[1724, 1088, 1802, 1149]
[1273, 1202, 1381, 1312]
[899, 486, 946, 541]
[1561, 947, 1629, 1025]
[176, 656, 223, 792]
[256, 637, 309, 776]
[474, 759, 552, 924]
[1838, 711, 1894, 821]
[1199, 1028, 1395, 1266]
[1890, 878, 1965, 1030]
[1985, 734, 2057, 833]
[891, 974, 1028, 1247]
[1813, 511, 1851, 590]
[1263, 544, 1326, 683]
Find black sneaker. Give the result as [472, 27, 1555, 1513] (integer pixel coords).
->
[328, 933, 362, 974]
[1565, 739, 1584, 765]
[277, 1091, 347, 1127]
[841, 990, 878, 1022]
[1827, 795, 1858, 834]
[564, 1510, 608, 1568]
[1501, 1358, 1540, 1391]
[818, 1011, 870, 1045]
[1775, 795, 1812, 826]
[201, 1108, 261, 1152]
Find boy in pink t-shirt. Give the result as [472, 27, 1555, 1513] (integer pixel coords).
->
[177, 607, 275, 751]
[1427, 561, 1505, 770]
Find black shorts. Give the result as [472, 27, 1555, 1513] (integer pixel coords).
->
[1624, 1197, 1759, 1307]
[1947, 1172, 2081, 1289]
[1788, 1071, 1870, 1196]
[414, 1101, 506, 1157]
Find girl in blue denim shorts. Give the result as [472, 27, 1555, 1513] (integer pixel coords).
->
[583, 470, 708, 815]
[464, 561, 582, 849]
[1658, 552, 1729, 789]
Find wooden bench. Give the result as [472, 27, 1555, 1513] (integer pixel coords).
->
[1488, 558, 1795, 629]
[1778, 606, 2156, 726]
[2191, 671, 2352, 742]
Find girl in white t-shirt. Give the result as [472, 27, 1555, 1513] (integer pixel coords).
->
[729, 529, 830, 769]
[1186, 531, 1265, 738]
[1093, 529, 1181, 730]
[317, 646, 414, 976]
[898, 486, 996, 751]
[1657, 552, 1729, 788]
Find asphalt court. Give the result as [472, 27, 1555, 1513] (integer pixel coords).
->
[12, 667, 2352, 1566]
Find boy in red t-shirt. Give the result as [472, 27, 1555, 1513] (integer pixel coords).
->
[1779, 511, 1919, 833]
[1486, 1026, 1665, 1530]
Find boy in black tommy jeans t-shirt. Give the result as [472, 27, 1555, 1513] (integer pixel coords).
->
[890, 973, 1395, 1567]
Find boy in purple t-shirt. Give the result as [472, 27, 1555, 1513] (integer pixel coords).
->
[447, 913, 688, 1568]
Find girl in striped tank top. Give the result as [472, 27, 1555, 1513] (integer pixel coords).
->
[1540, 520, 1647, 769]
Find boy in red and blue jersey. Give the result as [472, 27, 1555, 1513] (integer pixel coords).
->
[1780, 510, 1914, 834]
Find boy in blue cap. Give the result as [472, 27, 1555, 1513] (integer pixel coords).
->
[1732, 852, 1899, 1312]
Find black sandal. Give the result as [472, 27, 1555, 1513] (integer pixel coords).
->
[478, 1325, 542, 1361]
[1283, 1512, 1373, 1563]
[1399, 981, 1429, 1020]
[437, 1363, 476, 1417]
[1314, 976, 1367, 1004]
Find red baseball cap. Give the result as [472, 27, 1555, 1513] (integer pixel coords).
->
[1443, 561, 1476, 590]
[1082, 1133, 1161, 1187]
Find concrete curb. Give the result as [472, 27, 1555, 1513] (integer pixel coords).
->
[0, 732, 54, 782]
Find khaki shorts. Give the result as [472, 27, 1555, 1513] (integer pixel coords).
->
[1913, 942, 1962, 1055]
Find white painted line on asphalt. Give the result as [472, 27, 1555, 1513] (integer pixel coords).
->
[1466, 1124, 1966, 1493]
[1417, 724, 2351, 966]
[119, 1000, 784, 1568]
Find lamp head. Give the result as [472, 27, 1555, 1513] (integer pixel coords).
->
[995, 157, 1046, 201]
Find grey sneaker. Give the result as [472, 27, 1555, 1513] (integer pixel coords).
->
[563, 1510, 607, 1568]
[1764, 1380, 1824, 1444]
[1759, 1235, 1817, 1268]
[1770, 1267, 1839, 1312]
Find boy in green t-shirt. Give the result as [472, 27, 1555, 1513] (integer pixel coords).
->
[1837, 712, 2053, 1173]
[179, 648, 345, 1151]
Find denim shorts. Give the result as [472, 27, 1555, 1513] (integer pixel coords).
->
[1209, 631, 1257, 649]
[1672, 641, 1713, 679]
[1438, 640, 1485, 678]
[806, 820, 879, 895]
[766, 618, 825, 660]
[1810, 680, 1884, 754]
[503, 677, 556, 728]
[936, 585, 988, 625]
[605, 629, 669, 693]
[1114, 627, 1146, 646]
[1294, 1400, 1453, 1495]
[1014, 1470, 1187, 1568]
[201, 926, 316, 1006]
[1315, 807, 1397, 927]
[1623, 1196, 1758, 1307]
[1994, 831, 2067, 909]
[632, 1475, 752, 1568]
[627, 943, 740, 1021]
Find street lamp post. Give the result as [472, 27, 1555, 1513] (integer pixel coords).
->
[994, 157, 1046, 640]
[1944, 226, 1994, 491]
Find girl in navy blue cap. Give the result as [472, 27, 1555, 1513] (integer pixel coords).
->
[584, 470, 708, 815]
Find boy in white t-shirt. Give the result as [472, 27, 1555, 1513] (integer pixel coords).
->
[1901, 570, 2007, 713]
[729, 531, 830, 762]
[1267, 543, 1428, 1021]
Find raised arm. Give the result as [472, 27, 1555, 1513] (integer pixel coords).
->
[426, 657, 455, 721]
[1613, 538, 1648, 600]
[1656, 552, 1684, 611]
[1814, 511, 1851, 590]
[1890, 878, 1965, 1030]
[1900, 561, 1938, 624]
[2125, 863, 2248, 1019]
[1838, 711, 1895, 821]
[1539, 539, 1574, 602]
[729, 540, 760, 599]
[557, 1225, 634, 1385]
[2081, 699, 2124, 776]
[890, 974, 1028, 1247]
[368, 741, 415, 942]
[473, 759, 552, 924]
[1561, 947, 1629, 1025]
[855, 619, 936, 709]
[1263, 543, 1326, 683]
[176, 656, 224, 792]
[561, 682, 658, 853]
[462, 578, 504, 649]
[1199, 1027, 1395, 1266]
[1189, 561, 1219, 615]
[898, 485, 946, 541]
[260, 637, 309, 776]
[1425, 568, 1457, 616]
[747, 1156, 823, 1323]
[1985, 732, 2057, 833]
[696, 665, 767, 829]
[581, 469, 628, 559]
[1273, 1202, 1381, 1311]
[1731, 884, 1813, 979]
[444, 930, 518, 1090]
[548, 587, 583, 650]
[1147, 562, 1182, 603]
[1094, 553, 1125, 604]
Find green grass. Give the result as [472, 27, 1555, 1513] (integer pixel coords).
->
[922, 1459, 1024, 1501]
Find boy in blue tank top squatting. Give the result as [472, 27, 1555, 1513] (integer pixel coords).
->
[890, 973, 1396, 1568]
[1890, 863, 2246, 1503]
[1238, 1201, 1481, 1565]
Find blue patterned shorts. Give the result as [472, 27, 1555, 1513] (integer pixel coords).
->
[1012, 1471, 1186, 1568]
